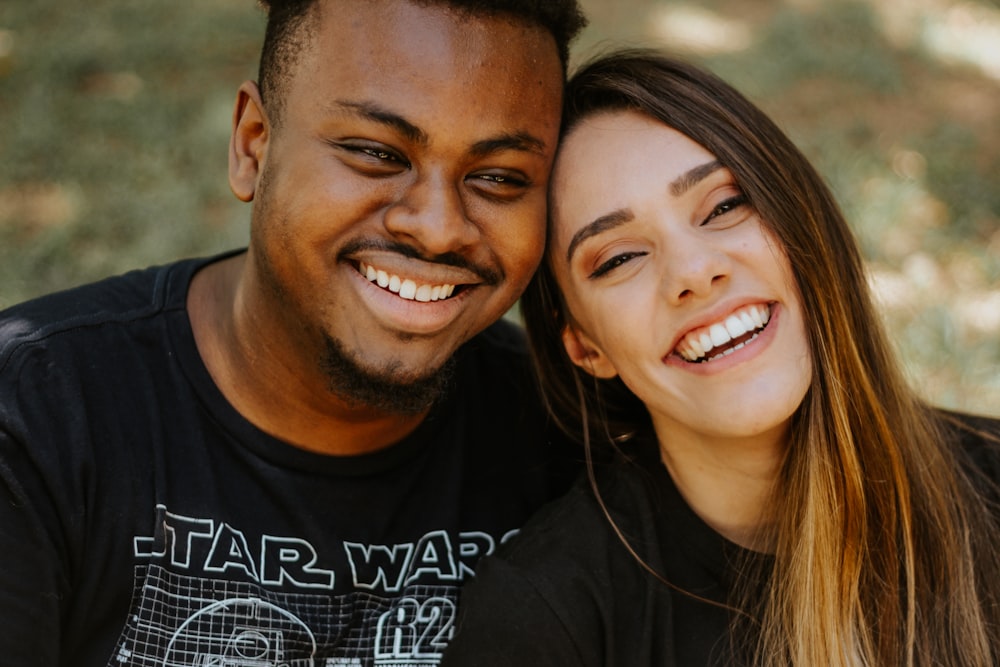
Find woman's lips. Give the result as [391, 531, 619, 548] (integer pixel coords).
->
[674, 303, 771, 363]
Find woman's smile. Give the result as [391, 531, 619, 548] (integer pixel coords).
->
[672, 302, 771, 363]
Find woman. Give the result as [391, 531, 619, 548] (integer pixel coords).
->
[442, 50, 1000, 666]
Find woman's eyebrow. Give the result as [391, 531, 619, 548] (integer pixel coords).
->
[565, 209, 634, 263]
[669, 159, 723, 197]
[563, 160, 723, 264]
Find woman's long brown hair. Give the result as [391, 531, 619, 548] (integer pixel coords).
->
[521, 49, 1000, 666]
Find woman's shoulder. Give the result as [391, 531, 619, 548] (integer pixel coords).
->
[935, 409, 1000, 492]
[445, 459, 672, 666]
[937, 409, 1000, 452]
[498, 459, 657, 565]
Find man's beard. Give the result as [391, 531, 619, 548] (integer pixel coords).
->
[320, 335, 455, 415]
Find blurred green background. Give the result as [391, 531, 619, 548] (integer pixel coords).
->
[1, 0, 997, 416]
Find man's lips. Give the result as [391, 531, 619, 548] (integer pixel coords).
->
[358, 261, 459, 302]
[673, 303, 772, 363]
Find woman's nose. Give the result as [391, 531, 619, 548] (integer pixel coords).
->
[660, 230, 730, 304]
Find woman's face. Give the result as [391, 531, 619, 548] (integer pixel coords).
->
[549, 110, 812, 451]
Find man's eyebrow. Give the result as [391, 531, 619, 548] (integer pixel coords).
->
[565, 209, 634, 264]
[332, 100, 428, 145]
[470, 132, 548, 158]
[669, 160, 724, 197]
[329, 102, 547, 157]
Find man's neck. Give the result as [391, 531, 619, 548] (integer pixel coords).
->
[187, 253, 429, 456]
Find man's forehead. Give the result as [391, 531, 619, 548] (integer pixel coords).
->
[309, 0, 558, 51]
[297, 1, 563, 96]
[280, 0, 563, 146]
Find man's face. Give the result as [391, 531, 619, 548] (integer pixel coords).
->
[235, 0, 564, 406]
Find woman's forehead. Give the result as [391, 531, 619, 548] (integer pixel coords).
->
[549, 111, 718, 238]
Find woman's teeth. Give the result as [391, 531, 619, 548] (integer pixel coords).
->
[675, 304, 771, 363]
[360, 262, 456, 302]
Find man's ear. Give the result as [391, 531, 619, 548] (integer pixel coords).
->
[229, 80, 269, 203]
[561, 325, 618, 379]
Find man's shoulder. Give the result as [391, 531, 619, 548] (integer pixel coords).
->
[0, 254, 229, 364]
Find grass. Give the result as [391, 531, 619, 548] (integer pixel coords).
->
[0, 1, 262, 302]
[1, 0, 997, 415]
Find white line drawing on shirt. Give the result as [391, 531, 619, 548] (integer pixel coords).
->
[161, 597, 317, 666]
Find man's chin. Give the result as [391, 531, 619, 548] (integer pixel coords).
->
[320, 338, 455, 415]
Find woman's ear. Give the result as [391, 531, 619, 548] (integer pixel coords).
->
[229, 80, 269, 203]
[561, 325, 618, 379]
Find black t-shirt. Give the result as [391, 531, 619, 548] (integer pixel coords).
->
[0, 252, 579, 667]
[442, 415, 1000, 666]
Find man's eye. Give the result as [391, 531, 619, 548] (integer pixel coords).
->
[473, 172, 528, 187]
[355, 146, 407, 166]
[336, 142, 411, 170]
[361, 147, 399, 162]
[467, 171, 531, 200]
[589, 251, 647, 279]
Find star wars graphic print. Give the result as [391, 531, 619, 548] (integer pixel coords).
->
[108, 505, 514, 666]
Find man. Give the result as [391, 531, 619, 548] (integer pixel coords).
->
[0, 1, 586, 664]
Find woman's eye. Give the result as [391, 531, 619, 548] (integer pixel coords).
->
[702, 193, 749, 225]
[589, 251, 647, 279]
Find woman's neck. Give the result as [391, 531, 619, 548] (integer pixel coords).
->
[654, 424, 786, 552]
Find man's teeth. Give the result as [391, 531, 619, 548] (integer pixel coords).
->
[676, 305, 771, 363]
[360, 262, 456, 302]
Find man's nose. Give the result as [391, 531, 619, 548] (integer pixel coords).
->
[383, 172, 479, 256]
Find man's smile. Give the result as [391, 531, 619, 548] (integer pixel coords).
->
[359, 261, 458, 302]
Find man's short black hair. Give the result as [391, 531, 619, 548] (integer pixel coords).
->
[256, 0, 587, 125]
